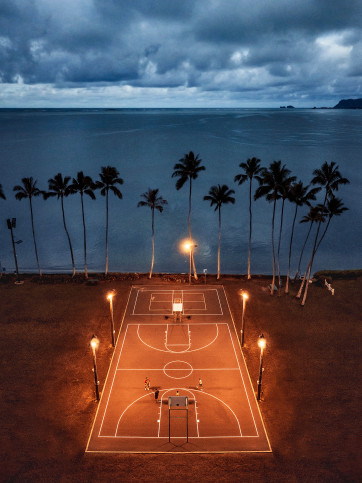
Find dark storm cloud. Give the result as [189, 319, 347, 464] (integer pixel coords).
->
[0, 0, 361, 106]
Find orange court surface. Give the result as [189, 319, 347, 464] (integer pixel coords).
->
[86, 286, 271, 453]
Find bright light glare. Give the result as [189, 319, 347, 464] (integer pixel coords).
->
[90, 337, 99, 350]
[180, 238, 193, 253]
[258, 336, 266, 350]
[242, 292, 249, 300]
[107, 293, 113, 301]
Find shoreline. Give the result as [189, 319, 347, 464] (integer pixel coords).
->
[1, 269, 361, 284]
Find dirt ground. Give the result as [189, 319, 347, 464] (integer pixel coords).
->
[0, 273, 361, 482]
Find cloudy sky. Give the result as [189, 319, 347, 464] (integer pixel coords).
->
[1, 0, 361, 107]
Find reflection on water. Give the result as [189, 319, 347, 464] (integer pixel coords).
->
[0, 108, 360, 275]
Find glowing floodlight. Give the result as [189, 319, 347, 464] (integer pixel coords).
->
[180, 238, 198, 284]
[258, 334, 266, 350]
[90, 334, 100, 401]
[257, 333, 266, 401]
[239, 290, 249, 347]
[107, 291, 116, 347]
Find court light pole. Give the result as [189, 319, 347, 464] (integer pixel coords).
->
[183, 241, 198, 284]
[240, 291, 249, 347]
[257, 334, 266, 401]
[90, 335, 100, 401]
[107, 291, 116, 347]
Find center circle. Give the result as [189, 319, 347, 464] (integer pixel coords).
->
[163, 360, 193, 379]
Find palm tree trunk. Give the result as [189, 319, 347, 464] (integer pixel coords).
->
[285, 205, 298, 294]
[315, 218, 331, 254]
[81, 193, 88, 279]
[150, 208, 155, 279]
[188, 178, 198, 279]
[105, 189, 109, 275]
[296, 224, 317, 299]
[296, 265, 309, 298]
[297, 222, 313, 277]
[301, 216, 332, 306]
[217, 207, 221, 279]
[61, 196, 75, 277]
[300, 193, 328, 305]
[270, 198, 277, 295]
[277, 198, 285, 292]
[29, 197, 42, 277]
[247, 180, 252, 279]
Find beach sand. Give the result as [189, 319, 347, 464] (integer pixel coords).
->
[1, 273, 360, 481]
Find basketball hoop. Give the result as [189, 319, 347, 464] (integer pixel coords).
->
[172, 298, 183, 323]
[168, 396, 189, 442]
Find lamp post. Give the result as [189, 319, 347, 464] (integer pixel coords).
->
[203, 268, 207, 284]
[107, 291, 116, 347]
[240, 291, 249, 347]
[90, 335, 100, 401]
[183, 241, 198, 284]
[257, 334, 266, 401]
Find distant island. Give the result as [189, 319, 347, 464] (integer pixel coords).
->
[310, 98, 362, 109]
[334, 98, 362, 109]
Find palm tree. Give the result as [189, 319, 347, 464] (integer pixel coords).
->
[45, 173, 76, 277]
[204, 184, 235, 279]
[314, 196, 348, 254]
[296, 206, 326, 280]
[276, 172, 296, 292]
[234, 157, 263, 279]
[138, 188, 168, 278]
[284, 182, 320, 293]
[13, 177, 43, 277]
[96, 166, 123, 276]
[254, 161, 291, 295]
[300, 162, 350, 305]
[172, 151, 206, 280]
[69, 172, 96, 279]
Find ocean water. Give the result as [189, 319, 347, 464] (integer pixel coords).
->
[0, 108, 360, 275]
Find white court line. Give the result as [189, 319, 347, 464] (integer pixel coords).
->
[85, 286, 133, 451]
[116, 368, 240, 371]
[222, 286, 272, 450]
[165, 323, 191, 351]
[98, 324, 131, 437]
[110, 387, 242, 439]
[132, 288, 223, 316]
[128, 322, 226, 326]
[137, 323, 219, 353]
[115, 391, 155, 436]
[133, 312, 223, 316]
[226, 323, 258, 437]
[159, 388, 198, 438]
[216, 289, 223, 316]
[132, 289, 140, 316]
[89, 286, 269, 451]
[98, 436, 259, 439]
[197, 389, 242, 437]
[181, 291, 206, 313]
[163, 360, 193, 379]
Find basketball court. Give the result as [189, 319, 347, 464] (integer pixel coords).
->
[86, 286, 271, 453]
